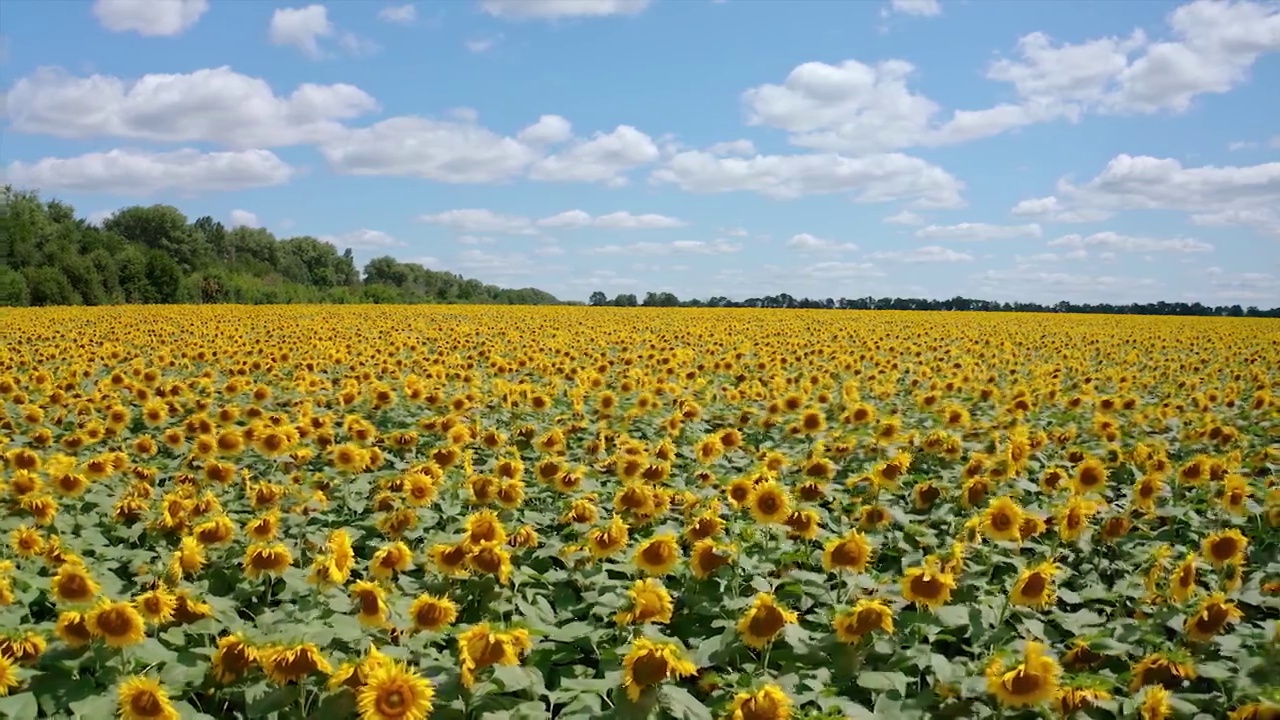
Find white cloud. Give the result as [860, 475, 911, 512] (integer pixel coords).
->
[869, 245, 973, 262]
[528, 125, 659, 186]
[888, 0, 941, 17]
[4, 148, 294, 195]
[4, 66, 379, 148]
[269, 5, 334, 59]
[785, 233, 858, 253]
[1047, 232, 1214, 254]
[516, 114, 573, 146]
[93, 0, 208, 36]
[588, 240, 740, 256]
[1031, 154, 1280, 219]
[86, 210, 116, 226]
[478, 0, 651, 20]
[321, 117, 538, 182]
[1203, 267, 1279, 301]
[377, 4, 417, 23]
[229, 209, 260, 228]
[591, 211, 686, 229]
[972, 268, 1162, 303]
[337, 31, 380, 56]
[915, 222, 1042, 240]
[418, 209, 539, 235]
[798, 261, 886, 279]
[741, 2, 1280, 154]
[465, 35, 504, 53]
[651, 149, 964, 208]
[1191, 208, 1280, 236]
[319, 229, 406, 249]
[1229, 140, 1258, 151]
[706, 139, 757, 156]
[883, 210, 925, 225]
[1010, 196, 1112, 223]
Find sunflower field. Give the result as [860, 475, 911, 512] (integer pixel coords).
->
[0, 305, 1278, 720]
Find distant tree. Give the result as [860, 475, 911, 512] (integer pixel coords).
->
[589, 291, 608, 306]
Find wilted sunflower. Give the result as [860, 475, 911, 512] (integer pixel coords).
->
[984, 640, 1062, 708]
[117, 674, 180, 720]
[616, 578, 675, 626]
[736, 592, 797, 649]
[55, 611, 93, 648]
[1054, 682, 1112, 716]
[901, 556, 957, 611]
[1229, 703, 1280, 720]
[0, 633, 45, 665]
[1009, 561, 1058, 609]
[833, 599, 894, 643]
[408, 593, 458, 633]
[621, 638, 697, 701]
[725, 683, 793, 720]
[357, 660, 435, 720]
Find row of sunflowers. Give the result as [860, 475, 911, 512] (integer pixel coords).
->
[0, 305, 1278, 720]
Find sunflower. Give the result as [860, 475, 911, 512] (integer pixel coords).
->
[370, 541, 415, 580]
[55, 610, 94, 647]
[1054, 683, 1112, 716]
[689, 538, 734, 579]
[0, 653, 19, 697]
[747, 480, 791, 525]
[10, 526, 45, 557]
[356, 660, 435, 720]
[351, 581, 390, 628]
[429, 543, 471, 577]
[901, 556, 957, 611]
[463, 509, 508, 547]
[167, 536, 206, 580]
[685, 511, 726, 542]
[242, 543, 293, 579]
[134, 587, 177, 625]
[784, 509, 821, 539]
[736, 592, 797, 649]
[1140, 685, 1172, 720]
[984, 640, 1061, 708]
[1128, 652, 1196, 693]
[832, 599, 894, 643]
[117, 674, 180, 720]
[86, 600, 147, 648]
[633, 533, 681, 576]
[822, 529, 872, 573]
[1202, 528, 1248, 567]
[615, 578, 674, 626]
[1009, 561, 1058, 609]
[1184, 593, 1243, 642]
[1230, 703, 1280, 720]
[913, 482, 942, 510]
[586, 516, 630, 558]
[261, 642, 331, 685]
[408, 593, 458, 633]
[0, 633, 45, 665]
[725, 683, 793, 720]
[1071, 458, 1109, 495]
[456, 623, 533, 689]
[51, 561, 100, 605]
[1169, 553, 1197, 603]
[982, 496, 1025, 542]
[211, 634, 259, 684]
[616, 638, 697, 704]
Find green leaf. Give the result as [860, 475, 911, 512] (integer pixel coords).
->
[248, 685, 301, 716]
[935, 605, 969, 628]
[490, 665, 541, 693]
[659, 685, 713, 720]
[68, 691, 117, 720]
[857, 671, 909, 695]
[0, 692, 39, 720]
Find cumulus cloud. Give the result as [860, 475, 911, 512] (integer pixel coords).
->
[3, 66, 380, 148]
[528, 125, 660, 186]
[868, 245, 974, 262]
[319, 229, 406, 249]
[888, 0, 941, 16]
[915, 223, 1043, 240]
[418, 208, 684, 234]
[228, 209, 261, 228]
[376, 4, 416, 23]
[478, 0, 651, 20]
[1047, 232, 1214, 254]
[587, 240, 741, 256]
[92, 0, 208, 36]
[785, 233, 858, 253]
[270, 5, 376, 59]
[5, 148, 294, 195]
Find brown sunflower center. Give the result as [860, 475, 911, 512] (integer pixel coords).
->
[1004, 669, 1044, 697]
[631, 651, 671, 687]
[746, 606, 786, 639]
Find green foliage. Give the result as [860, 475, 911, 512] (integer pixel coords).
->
[0, 185, 561, 307]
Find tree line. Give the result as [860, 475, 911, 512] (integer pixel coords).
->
[587, 291, 1280, 318]
[0, 186, 559, 307]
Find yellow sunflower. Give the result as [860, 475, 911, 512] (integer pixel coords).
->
[633, 533, 681, 576]
[86, 600, 147, 648]
[407, 593, 458, 633]
[832, 599, 894, 643]
[725, 683, 793, 720]
[117, 674, 180, 720]
[615, 578, 675, 626]
[747, 480, 791, 525]
[736, 592, 797, 649]
[1009, 561, 1058, 609]
[822, 529, 872, 573]
[356, 660, 435, 720]
[984, 640, 1061, 708]
[901, 556, 957, 611]
[621, 638, 697, 701]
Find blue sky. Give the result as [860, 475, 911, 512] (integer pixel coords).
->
[2, 0, 1278, 305]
